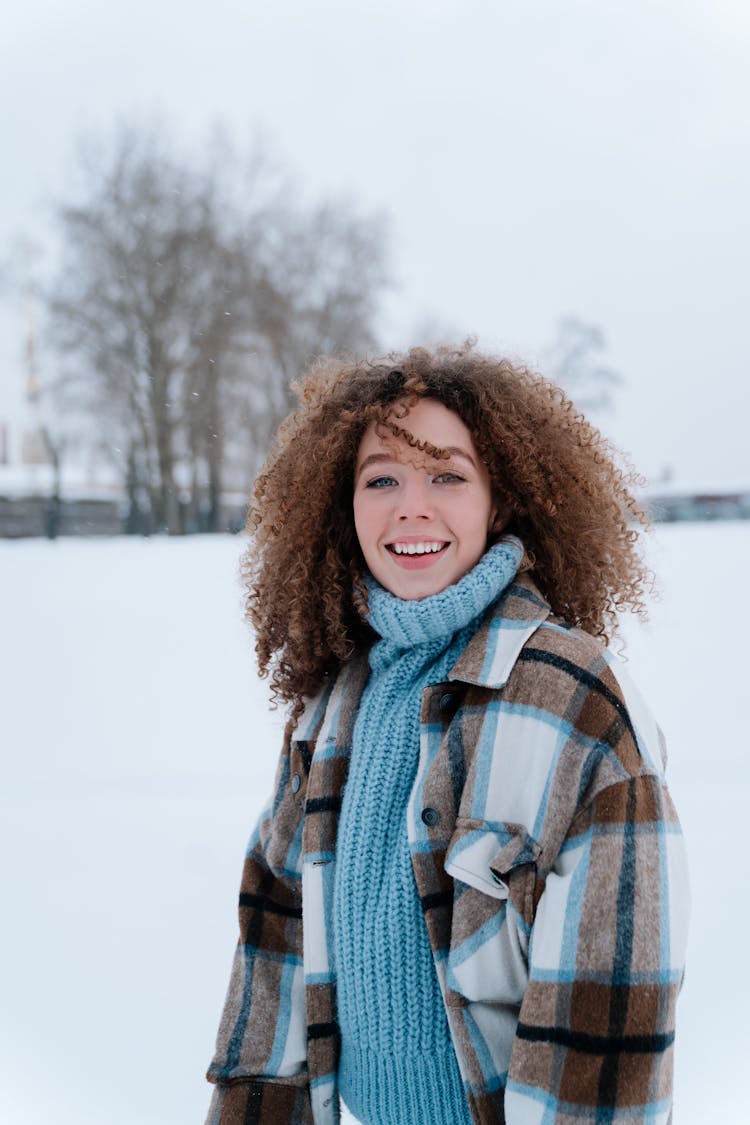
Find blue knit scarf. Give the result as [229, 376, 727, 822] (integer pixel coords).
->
[333, 538, 523, 1125]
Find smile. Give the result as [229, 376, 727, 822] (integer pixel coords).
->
[386, 540, 448, 556]
[384, 540, 450, 570]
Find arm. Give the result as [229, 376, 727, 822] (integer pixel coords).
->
[206, 722, 314, 1125]
[506, 772, 690, 1123]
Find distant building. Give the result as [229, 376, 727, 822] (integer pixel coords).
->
[0, 461, 249, 538]
[0, 464, 124, 538]
[641, 482, 750, 523]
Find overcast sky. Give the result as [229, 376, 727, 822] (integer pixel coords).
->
[2, 0, 748, 487]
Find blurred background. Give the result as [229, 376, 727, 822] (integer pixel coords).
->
[1, 1, 748, 1122]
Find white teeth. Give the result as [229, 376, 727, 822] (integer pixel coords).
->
[391, 541, 445, 555]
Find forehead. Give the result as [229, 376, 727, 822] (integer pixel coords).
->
[355, 398, 479, 466]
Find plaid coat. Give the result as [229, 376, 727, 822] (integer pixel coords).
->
[206, 573, 689, 1124]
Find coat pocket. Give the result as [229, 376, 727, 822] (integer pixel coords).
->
[443, 818, 541, 1004]
[445, 817, 541, 902]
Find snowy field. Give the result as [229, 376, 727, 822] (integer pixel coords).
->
[1, 524, 748, 1124]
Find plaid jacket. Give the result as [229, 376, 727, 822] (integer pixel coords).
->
[206, 573, 689, 1124]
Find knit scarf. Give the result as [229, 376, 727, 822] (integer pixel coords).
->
[365, 536, 524, 649]
[333, 537, 523, 1125]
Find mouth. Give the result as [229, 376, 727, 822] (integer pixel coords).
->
[385, 540, 450, 569]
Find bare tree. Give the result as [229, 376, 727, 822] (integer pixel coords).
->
[45, 124, 389, 532]
[225, 197, 388, 479]
[543, 316, 622, 412]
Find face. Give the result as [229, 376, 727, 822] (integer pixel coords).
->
[353, 398, 502, 600]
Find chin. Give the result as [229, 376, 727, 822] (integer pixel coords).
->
[391, 576, 452, 600]
[414, 588, 445, 600]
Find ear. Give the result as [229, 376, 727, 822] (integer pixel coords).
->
[488, 503, 512, 535]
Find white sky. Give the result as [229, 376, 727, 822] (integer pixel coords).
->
[1, 0, 748, 486]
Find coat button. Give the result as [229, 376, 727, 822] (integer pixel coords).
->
[439, 691, 458, 717]
[421, 807, 440, 827]
[291, 774, 301, 794]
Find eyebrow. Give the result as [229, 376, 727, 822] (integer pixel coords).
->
[356, 446, 478, 480]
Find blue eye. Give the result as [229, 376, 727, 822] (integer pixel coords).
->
[433, 472, 466, 484]
[366, 475, 398, 489]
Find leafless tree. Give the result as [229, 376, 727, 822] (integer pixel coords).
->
[543, 316, 622, 413]
[45, 124, 389, 532]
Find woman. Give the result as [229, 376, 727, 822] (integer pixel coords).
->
[206, 343, 689, 1124]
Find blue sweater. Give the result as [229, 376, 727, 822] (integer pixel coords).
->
[333, 540, 523, 1125]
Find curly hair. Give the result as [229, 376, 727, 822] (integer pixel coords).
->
[241, 342, 650, 716]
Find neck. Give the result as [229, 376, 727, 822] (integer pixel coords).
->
[365, 536, 523, 649]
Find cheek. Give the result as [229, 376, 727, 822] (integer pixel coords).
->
[352, 495, 374, 548]
[352, 500, 363, 545]
[452, 497, 495, 544]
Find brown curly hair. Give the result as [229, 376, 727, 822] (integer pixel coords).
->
[241, 342, 650, 715]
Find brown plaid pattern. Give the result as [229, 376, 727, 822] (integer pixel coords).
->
[207, 574, 688, 1123]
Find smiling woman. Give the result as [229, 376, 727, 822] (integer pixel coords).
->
[206, 342, 688, 1125]
[238, 343, 651, 715]
[353, 399, 501, 599]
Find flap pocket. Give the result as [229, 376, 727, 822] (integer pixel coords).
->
[445, 817, 541, 900]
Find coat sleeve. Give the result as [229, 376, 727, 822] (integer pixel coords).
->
[205, 721, 314, 1125]
[505, 766, 690, 1123]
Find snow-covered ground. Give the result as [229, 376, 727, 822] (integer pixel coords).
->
[1, 525, 747, 1123]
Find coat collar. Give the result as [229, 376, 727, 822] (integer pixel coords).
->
[295, 572, 551, 741]
[294, 650, 371, 747]
[447, 571, 551, 689]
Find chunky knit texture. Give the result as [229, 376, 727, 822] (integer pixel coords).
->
[333, 539, 523, 1125]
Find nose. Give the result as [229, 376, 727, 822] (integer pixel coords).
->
[395, 477, 434, 521]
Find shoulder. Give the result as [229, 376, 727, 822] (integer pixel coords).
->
[515, 613, 609, 680]
[514, 613, 665, 776]
[455, 571, 613, 700]
[506, 613, 615, 719]
[504, 613, 665, 781]
[457, 593, 667, 840]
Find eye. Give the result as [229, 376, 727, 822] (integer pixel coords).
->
[433, 471, 466, 484]
[365, 475, 398, 489]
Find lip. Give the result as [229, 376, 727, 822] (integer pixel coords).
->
[384, 540, 450, 569]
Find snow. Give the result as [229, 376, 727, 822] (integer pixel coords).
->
[1, 525, 747, 1123]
